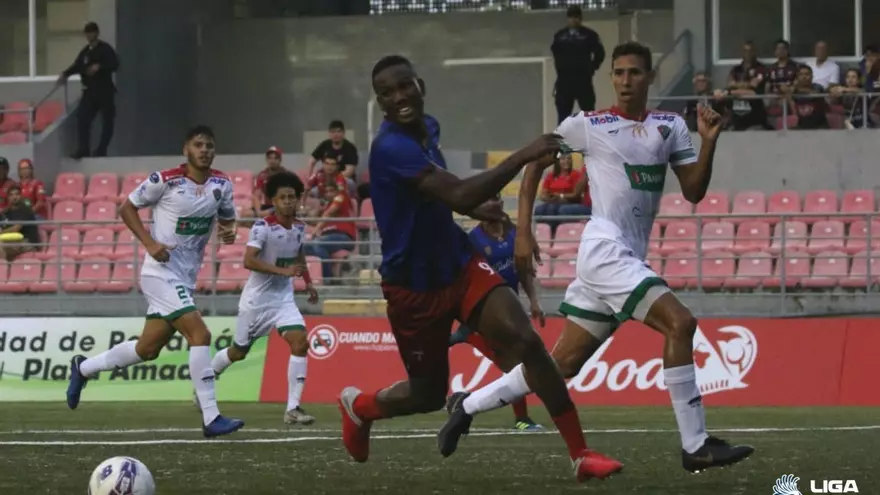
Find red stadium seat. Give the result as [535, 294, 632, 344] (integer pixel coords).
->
[0, 258, 41, 293]
[546, 254, 576, 289]
[357, 199, 374, 230]
[698, 251, 735, 289]
[118, 172, 149, 202]
[51, 201, 84, 232]
[549, 222, 583, 256]
[845, 221, 880, 254]
[35, 228, 80, 261]
[234, 198, 254, 219]
[645, 250, 663, 273]
[663, 251, 697, 289]
[78, 228, 115, 260]
[215, 260, 249, 291]
[725, 252, 773, 289]
[52, 173, 86, 202]
[660, 220, 698, 255]
[841, 250, 880, 289]
[65, 257, 112, 292]
[31, 258, 76, 293]
[535, 223, 553, 254]
[84, 200, 119, 231]
[98, 261, 137, 292]
[112, 230, 138, 262]
[0, 261, 9, 290]
[217, 227, 249, 260]
[0, 131, 27, 144]
[229, 170, 254, 199]
[801, 251, 848, 289]
[807, 220, 846, 254]
[730, 190, 767, 224]
[694, 190, 730, 216]
[763, 250, 811, 289]
[657, 192, 692, 225]
[802, 190, 838, 224]
[701, 221, 735, 252]
[768, 221, 808, 254]
[767, 190, 802, 224]
[33, 100, 63, 132]
[649, 222, 661, 252]
[0, 102, 31, 132]
[196, 260, 216, 292]
[536, 255, 554, 288]
[733, 221, 771, 254]
[839, 190, 876, 223]
[294, 256, 323, 290]
[84, 173, 120, 204]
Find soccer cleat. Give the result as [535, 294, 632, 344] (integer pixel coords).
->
[338, 387, 372, 462]
[572, 449, 625, 482]
[284, 406, 316, 425]
[202, 415, 245, 438]
[66, 355, 89, 410]
[437, 392, 473, 457]
[514, 417, 544, 432]
[682, 436, 755, 473]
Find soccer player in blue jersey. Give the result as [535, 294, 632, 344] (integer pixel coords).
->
[336, 55, 623, 482]
[448, 197, 546, 431]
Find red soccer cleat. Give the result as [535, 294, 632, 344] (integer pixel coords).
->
[338, 386, 373, 463]
[573, 449, 624, 482]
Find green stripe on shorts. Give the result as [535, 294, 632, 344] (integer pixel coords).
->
[615, 277, 668, 322]
[277, 324, 306, 334]
[558, 302, 616, 322]
[163, 305, 198, 322]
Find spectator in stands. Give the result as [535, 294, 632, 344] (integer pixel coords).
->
[534, 154, 591, 226]
[861, 45, 880, 95]
[0, 185, 40, 260]
[807, 40, 839, 90]
[0, 158, 17, 214]
[16, 159, 48, 219]
[784, 65, 828, 129]
[58, 22, 119, 159]
[766, 39, 799, 110]
[303, 154, 353, 208]
[859, 44, 878, 82]
[832, 68, 877, 129]
[308, 120, 358, 181]
[724, 41, 769, 130]
[252, 146, 288, 218]
[683, 72, 727, 131]
[305, 182, 356, 282]
[551, 5, 605, 123]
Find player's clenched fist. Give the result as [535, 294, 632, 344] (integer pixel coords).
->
[217, 224, 237, 245]
[518, 133, 564, 163]
[147, 242, 173, 263]
[696, 103, 723, 141]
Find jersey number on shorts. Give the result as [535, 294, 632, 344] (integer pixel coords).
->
[176, 285, 193, 305]
[478, 262, 495, 275]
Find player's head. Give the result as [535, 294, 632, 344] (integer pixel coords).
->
[183, 125, 216, 171]
[565, 5, 582, 29]
[265, 171, 304, 217]
[328, 120, 345, 144]
[265, 146, 282, 169]
[372, 55, 425, 125]
[610, 42, 655, 107]
[774, 39, 790, 60]
[321, 153, 339, 175]
[18, 158, 33, 179]
[6, 184, 21, 205]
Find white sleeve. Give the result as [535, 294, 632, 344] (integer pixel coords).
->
[128, 172, 167, 208]
[554, 114, 589, 154]
[247, 220, 268, 250]
[669, 117, 698, 167]
[217, 181, 236, 221]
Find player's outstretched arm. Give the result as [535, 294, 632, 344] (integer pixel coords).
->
[672, 104, 722, 204]
[512, 161, 548, 277]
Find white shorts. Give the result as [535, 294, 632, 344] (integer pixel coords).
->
[233, 303, 306, 351]
[142, 276, 198, 321]
[560, 238, 670, 339]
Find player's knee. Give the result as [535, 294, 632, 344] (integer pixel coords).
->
[227, 346, 247, 362]
[516, 329, 546, 361]
[134, 340, 162, 361]
[667, 312, 697, 342]
[553, 350, 584, 379]
[285, 332, 309, 356]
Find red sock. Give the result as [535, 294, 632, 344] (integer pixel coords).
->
[352, 392, 386, 422]
[511, 398, 528, 419]
[551, 406, 587, 460]
[465, 333, 498, 362]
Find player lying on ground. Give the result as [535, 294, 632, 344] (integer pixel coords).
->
[336, 54, 623, 482]
[205, 171, 320, 425]
[448, 198, 547, 431]
[439, 42, 755, 473]
[67, 125, 245, 438]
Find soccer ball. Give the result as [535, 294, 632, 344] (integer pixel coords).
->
[88, 456, 155, 495]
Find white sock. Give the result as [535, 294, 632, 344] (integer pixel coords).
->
[462, 363, 532, 415]
[287, 355, 308, 411]
[80, 341, 142, 378]
[664, 364, 709, 453]
[190, 346, 221, 426]
[211, 348, 233, 375]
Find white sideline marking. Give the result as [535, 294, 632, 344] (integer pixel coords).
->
[1, 425, 878, 446]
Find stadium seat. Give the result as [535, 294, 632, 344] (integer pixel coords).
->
[767, 190, 802, 224]
[112, 230, 139, 262]
[840, 250, 880, 289]
[549, 222, 582, 256]
[807, 220, 846, 254]
[535, 223, 553, 254]
[663, 251, 697, 289]
[649, 222, 661, 252]
[357, 199, 375, 230]
[801, 251, 848, 289]
[694, 190, 730, 216]
[65, 257, 112, 292]
[216, 227, 249, 259]
[215, 260, 249, 291]
[660, 220, 698, 255]
[0, 262, 9, 290]
[733, 221, 771, 254]
[698, 251, 735, 290]
[84, 200, 119, 231]
[730, 191, 766, 224]
[196, 260, 217, 292]
[657, 192, 692, 225]
[35, 228, 80, 261]
[763, 250, 811, 289]
[98, 261, 138, 292]
[52, 173, 86, 202]
[294, 256, 323, 290]
[725, 252, 773, 290]
[33, 100, 63, 132]
[0, 102, 31, 132]
[118, 172, 149, 202]
[844, 220, 880, 254]
[78, 229, 115, 260]
[839, 189, 876, 223]
[50, 202, 85, 232]
[229, 170, 254, 199]
[802, 190, 838, 224]
[768, 221, 808, 254]
[84, 173, 120, 204]
[0, 258, 41, 293]
[31, 258, 76, 293]
[234, 198, 254, 219]
[0, 131, 27, 144]
[701, 221, 735, 252]
[546, 254, 576, 289]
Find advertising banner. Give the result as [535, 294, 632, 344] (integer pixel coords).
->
[0, 318, 264, 402]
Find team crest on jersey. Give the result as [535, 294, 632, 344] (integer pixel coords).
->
[213, 188, 221, 201]
[149, 172, 160, 183]
[657, 125, 671, 141]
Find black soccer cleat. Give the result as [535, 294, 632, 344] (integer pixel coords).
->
[437, 392, 473, 458]
[682, 436, 755, 473]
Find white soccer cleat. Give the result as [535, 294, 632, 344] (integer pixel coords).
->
[284, 407, 316, 425]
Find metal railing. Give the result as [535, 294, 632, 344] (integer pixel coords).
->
[0, 82, 70, 143]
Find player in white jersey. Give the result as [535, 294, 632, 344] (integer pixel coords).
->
[66, 125, 245, 438]
[209, 171, 320, 425]
[441, 42, 754, 473]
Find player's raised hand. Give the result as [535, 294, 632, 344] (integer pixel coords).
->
[696, 103, 723, 141]
[306, 283, 319, 304]
[147, 242, 173, 263]
[530, 299, 546, 328]
[519, 133, 564, 163]
[217, 224, 237, 245]
[514, 227, 542, 278]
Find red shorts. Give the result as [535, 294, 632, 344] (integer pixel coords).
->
[381, 256, 505, 380]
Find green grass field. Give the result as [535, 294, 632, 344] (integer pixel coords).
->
[1, 403, 877, 494]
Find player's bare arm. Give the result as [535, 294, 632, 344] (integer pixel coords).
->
[119, 199, 170, 262]
[513, 161, 549, 277]
[243, 245, 298, 278]
[673, 104, 722, 204]
[466, 198, 506, 222]
[519, 269, 545, 328]
[295, 247, 319, 304]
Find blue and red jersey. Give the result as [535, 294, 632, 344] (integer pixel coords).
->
[468, 224, 518, 293]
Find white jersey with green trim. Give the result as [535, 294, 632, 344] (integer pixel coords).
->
[239, 215, 306, 310]
[128, 165, 236, 289]
[555, 108, 698, 259]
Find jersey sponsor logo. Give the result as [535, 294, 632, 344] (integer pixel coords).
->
[208, 177, 227, 186]
[175, 216, 213, 236]
[657, 125, 672, 141]
[149, 172, 160, 183]
[651, 114, 676, 122]
[589, 115, 619, 126]
[167, 178, 185, 188]
[275, 257, 296, 268]
[624, 163, 666, 192]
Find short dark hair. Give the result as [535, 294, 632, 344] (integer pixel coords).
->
[611, 41, 653, 71]
[798, 64, 813, 74]
[7, 184, 21, 194]
[865, 44, 879, 55]
[566, 5, 582, 18]
[328, 120, 345, 131]
[185, 125, 215, 142]
[322, 153, 338, 162]
[265, 171, 304, 199]
[775, 39, 790, 49]
[84, 21, 99, 33]
[372, 55, 413, 80]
